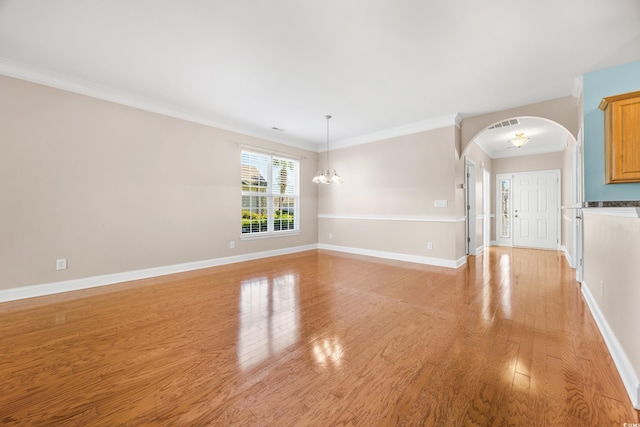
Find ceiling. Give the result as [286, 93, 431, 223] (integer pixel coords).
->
[473, 117, 571, 159]
[0, 1, 639, 152]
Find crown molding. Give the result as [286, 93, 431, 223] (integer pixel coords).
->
[0, 57, 317, 152]
[0, 57, 465, 154]
[327, 113, 462, 151]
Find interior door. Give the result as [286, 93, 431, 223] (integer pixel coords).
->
[513, 170, 560, 250]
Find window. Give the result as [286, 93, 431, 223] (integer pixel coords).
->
[241, 150, 299, 237]
[500, 178, 510, 238]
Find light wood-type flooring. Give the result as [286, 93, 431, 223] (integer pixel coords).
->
[0, 247, 637, 426]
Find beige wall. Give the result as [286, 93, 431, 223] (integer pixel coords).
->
[0, 75, 318, 290]
[583, 212, 640, 387]
[492, 151, 563, 175]
[318, 126, 465, 263]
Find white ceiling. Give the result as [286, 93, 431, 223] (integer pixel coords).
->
[473, 117, 570, 159]
[0, 0, 639, 152]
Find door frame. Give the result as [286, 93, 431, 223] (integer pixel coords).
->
[465, 158, 477, 255]
[483, 169, 491, 250]
[512, 169, 561, 250]
[572, 130, 584, 281]
[495, 169, 561, 250]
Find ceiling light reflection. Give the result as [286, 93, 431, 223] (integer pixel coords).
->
[311, 337, 344, 370]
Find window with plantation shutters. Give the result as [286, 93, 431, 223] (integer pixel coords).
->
[241, 150, 299, 237]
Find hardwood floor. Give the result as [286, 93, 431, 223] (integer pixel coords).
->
[0, 247, 637, 426]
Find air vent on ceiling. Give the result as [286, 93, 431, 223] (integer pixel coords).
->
[488, 119, 520, 129]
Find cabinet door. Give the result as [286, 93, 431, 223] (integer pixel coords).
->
[602, 92, 640, 183]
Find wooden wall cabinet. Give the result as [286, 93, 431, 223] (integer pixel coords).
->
[598, 90, 640, 184]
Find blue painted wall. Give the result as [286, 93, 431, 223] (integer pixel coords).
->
[584, 60, 640, 201]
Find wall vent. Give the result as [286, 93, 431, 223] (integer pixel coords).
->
[488, 119, 520, 129]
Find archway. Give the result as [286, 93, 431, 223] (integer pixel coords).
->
[461, 115, 581, 270]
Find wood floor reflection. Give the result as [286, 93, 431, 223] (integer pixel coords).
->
[0, 248, 637, 426]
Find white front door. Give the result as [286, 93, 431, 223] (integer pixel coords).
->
[513, 170, 560, 250]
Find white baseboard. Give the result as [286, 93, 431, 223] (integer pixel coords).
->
[581, 281, 640, 409]
[318, 244, 466, 269]
[560, 245, 574, 268]
[475, 245, 484, 256]
[489, 240, 498, 246]
[0, 244, 318, 303]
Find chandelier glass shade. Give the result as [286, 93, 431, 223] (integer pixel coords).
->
[313, 115, 342, 184]
[509, 132, 530, 148]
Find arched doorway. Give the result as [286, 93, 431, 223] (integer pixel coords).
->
[461, 116, 581, 263]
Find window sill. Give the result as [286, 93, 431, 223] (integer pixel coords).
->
[239, 230, 301, 240]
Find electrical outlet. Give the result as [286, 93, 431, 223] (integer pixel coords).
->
[434, 200, 448, 208]
[329, 233, 333, 240]
[230, 241, 235, 249]
[427, 242, 433, 250]
[56, 258, 67, 270]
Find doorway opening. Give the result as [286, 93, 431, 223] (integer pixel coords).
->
[495, 170, 560, 250]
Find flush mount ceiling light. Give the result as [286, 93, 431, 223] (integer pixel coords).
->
[312, 115, 342, 185]
[509, 132, 530, 148]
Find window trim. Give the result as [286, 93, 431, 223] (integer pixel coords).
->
[241, 150, 300, 238]
[239, 229, 301, 241]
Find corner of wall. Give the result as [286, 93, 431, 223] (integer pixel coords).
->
[580, 281, 640, 409]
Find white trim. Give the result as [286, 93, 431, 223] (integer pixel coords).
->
[476, 214, 484, 220]
[236, 142, 304, 160]
[475, 245, 484, 255]
[318, 244, 466, 269]
[317, 214, 466, 223]
[326, 114, 461, 151]
[582, 207, 640, 218]
[581, 282, 640, 410]
[489, 240, 498, 246]
[0, 57, 316, 152]
[0, 58, 466, 154]
[239, 230, 301, 240]
[483, 169, 491, 250]
[465, 158, 477, 256]
[0, 244, 317, 303]
[497, 170, 561, 250]
[560, 245, 573, 267]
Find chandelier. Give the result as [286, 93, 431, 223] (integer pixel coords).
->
[312, 115, 342, 184]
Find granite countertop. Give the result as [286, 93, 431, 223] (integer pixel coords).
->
[583, 201, 640, 208]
